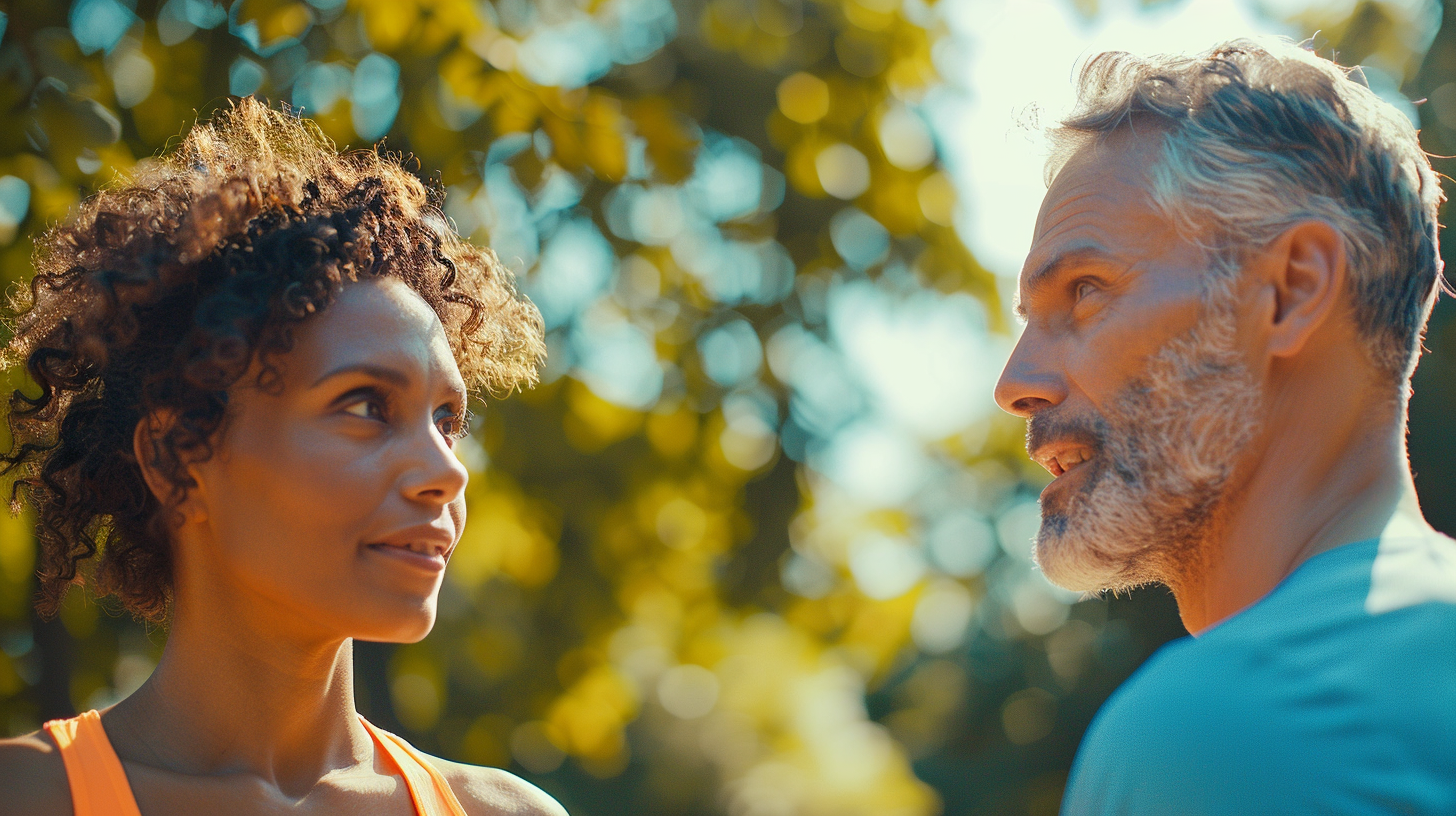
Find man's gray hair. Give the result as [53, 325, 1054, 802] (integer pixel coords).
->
[1048, 37, 1444, 382]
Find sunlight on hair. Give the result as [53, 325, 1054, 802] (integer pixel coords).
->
[937, 0, 1304, 282]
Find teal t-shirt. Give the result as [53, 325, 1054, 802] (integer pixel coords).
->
[1062, 513, 1456, 815]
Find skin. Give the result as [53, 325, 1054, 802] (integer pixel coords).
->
[0, 277, 566, 816]
[996, 126, 1422, 634]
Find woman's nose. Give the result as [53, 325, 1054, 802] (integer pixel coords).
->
[401, 423, 469, 506]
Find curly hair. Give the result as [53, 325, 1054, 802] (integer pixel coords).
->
[2, 98, 545, 622]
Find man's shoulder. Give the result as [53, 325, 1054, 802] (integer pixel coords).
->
[1365, 523, 1456, 614]
[0, 730, 72, 816]
[1069, 622, 1347, 779]
[1066, 559, 1456, 816]
[1089, 567, 1456, 739]
[1066, 636, 1330, 816]
[423, 754, 568, 816]
[1076, 637, 1224, 749]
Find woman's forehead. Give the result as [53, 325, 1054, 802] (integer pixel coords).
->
[285, 277, 464, 392]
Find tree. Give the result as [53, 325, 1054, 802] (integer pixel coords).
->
[0, 1, 1447, 814]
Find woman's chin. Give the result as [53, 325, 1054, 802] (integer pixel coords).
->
[351, 600, 438, 644]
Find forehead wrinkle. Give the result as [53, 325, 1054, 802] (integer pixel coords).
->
[1027, 183, 1133, 271]
[1032, 183, 1110, 238]
[1019, 136, 1167, 321]
[1033, 142, 1160, 241]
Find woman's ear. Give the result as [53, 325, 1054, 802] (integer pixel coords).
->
[132, 411, 207, 525]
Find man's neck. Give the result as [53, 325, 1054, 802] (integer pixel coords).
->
[1173, 405, 1418, 635]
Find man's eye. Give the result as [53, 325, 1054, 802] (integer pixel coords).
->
[1074, 280, 1098, 302]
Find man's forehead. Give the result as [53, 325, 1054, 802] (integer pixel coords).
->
[1032, 130, 1163, 237]
[1023, 132, 1167, 270]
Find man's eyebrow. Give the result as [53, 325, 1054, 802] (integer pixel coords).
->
[1013, 245, 1118, 319]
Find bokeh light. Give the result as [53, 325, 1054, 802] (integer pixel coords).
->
[0, 1, 1449, 815]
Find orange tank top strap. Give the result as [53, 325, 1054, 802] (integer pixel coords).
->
[42, 710, 144, 816]
[359, 716, 470, 816]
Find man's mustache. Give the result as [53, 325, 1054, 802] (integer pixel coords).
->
[1026, 410, 1107, 458]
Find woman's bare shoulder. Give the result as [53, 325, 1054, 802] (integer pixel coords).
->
[424, 755, 568, 816]
[0, 731, 73, 816]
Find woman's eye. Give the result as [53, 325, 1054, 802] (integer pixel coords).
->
[343, 397, 386, 421]
[436, 411, 470, 439]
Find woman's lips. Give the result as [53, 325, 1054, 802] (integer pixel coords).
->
[365, 542, 447, 573]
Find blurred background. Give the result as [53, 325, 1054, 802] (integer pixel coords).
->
[0, 0, 1451, 813]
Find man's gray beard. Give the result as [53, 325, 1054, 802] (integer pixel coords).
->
[1031, 289, 1263, 594]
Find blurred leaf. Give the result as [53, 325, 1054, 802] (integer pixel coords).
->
[0, 2, 1448, 816]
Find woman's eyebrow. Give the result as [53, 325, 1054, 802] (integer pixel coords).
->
[311, 362, 412, 389]
[312, 362, 468, 404]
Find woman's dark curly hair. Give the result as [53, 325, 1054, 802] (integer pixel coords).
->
[1, 98, 545, 622]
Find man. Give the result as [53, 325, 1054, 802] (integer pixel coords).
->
[994, 38, 1455, 814]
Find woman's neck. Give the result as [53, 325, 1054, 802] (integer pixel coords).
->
[103, 594, 374, 798]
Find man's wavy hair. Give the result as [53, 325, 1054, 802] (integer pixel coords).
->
[1047, 37, 1444, 385]
[2, 98, 545, 622]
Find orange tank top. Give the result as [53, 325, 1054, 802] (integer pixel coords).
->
[42, 710, 469, 816]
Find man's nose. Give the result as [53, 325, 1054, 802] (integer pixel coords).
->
[994, 329, 1068, 418]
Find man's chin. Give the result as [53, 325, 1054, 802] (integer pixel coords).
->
[1033, 519, 1141, 594]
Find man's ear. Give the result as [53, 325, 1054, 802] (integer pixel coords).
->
[132, 411, 207, 525]
[1259, 219, 1348, 359]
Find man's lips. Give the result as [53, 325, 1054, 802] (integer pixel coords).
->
[1030, 441, 1096, 477]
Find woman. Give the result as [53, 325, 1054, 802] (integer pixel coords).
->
[0, 99, 564, 816]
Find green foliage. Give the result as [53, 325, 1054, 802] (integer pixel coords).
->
[0, 1, 1450, 815]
